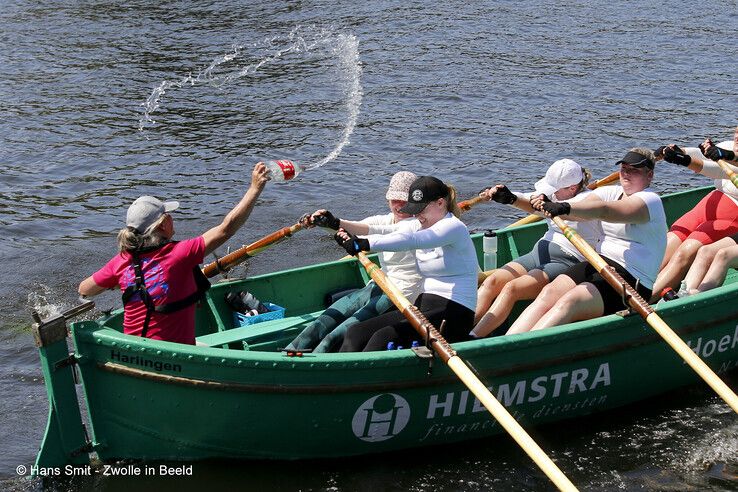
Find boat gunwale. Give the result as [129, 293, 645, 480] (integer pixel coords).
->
[75, 277, 738, 394]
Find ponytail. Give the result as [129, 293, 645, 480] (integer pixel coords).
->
[575, 167, 592, 193]
[116, 214, 169, 253]
[445, 184, 462, 218]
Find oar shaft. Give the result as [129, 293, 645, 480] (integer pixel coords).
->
[645, 311, 738, 413]
[716, 159, 738, 189]
[201, 223, 303, 278]
[355, 252, 578, 491]
[447, 357, 578, 492]
[356, 253, 411, 311]
[552, 217, 738, 414]
[587, 170, 620, 190]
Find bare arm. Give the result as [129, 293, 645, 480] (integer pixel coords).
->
[78, 276, 107, 297]
[480, 185, 538, 214]
[302, 209, 371, 235]
[565, 192, 650, 224]
[202, 163, 269, 256]
[339, 220, 370, 235]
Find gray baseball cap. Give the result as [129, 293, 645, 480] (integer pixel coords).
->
[126, 196, 179, 233]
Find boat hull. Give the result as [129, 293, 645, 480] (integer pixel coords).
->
[73, 285, 738, 462]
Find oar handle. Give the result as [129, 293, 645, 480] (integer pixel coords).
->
[551, 216, 738, 413]
[354, 251, 578, 491]
[201, 223, 303, 278]
[458, 195, 484, 212]
[716, 159, 738, 189]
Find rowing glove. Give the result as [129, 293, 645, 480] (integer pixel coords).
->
[662, 145, 692, 167]
[704, 146, 736, 162]
[334, 230, 370, 256]
[541, 201, 571, 217]
[491, 185, 517, 205]
[313, 210, 341, 230]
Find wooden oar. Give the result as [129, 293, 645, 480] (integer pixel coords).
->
[355, 251, 578, 492]
[507, 171, 621, 228]
[201, 223, 303, 278]
[715, 159, 738, 188]
[551, 216, 738, 414]
[459, 196, 484, 212]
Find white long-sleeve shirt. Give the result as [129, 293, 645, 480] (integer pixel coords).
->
[360, 214, 423, 302]
[366, 213, 478, 311]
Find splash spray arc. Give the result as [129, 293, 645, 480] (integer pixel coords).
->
[139, 26, 363, 172]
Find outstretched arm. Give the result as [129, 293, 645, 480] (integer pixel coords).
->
[202, 162, 269, 256]
[479, 185, 537, 214]
[539, 192, 650, 224]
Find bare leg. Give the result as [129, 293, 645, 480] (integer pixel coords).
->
[474, 262, 527, 323]
[506, 274, 576, 335]
[472, 269, 549, 337]
[531, 282, 604, 330]
[696, 244, 738, 292]
[683, 237, 735, 292]
[659, 232, 683, 271]
[651, 238, 704, 301]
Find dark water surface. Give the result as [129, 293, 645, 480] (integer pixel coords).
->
[1, 0, 737, 490]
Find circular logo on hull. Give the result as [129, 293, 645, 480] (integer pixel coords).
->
[352, 393, 410, 442]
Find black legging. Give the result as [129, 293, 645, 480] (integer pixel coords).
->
[339, 293, 474, 352]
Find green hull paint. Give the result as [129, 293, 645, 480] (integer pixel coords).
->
[34, 186, 738, 465]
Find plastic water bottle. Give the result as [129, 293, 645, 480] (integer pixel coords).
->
[483, 231, 497, 270]
[264, 159, 302, 182]
[225, 291, 269, 314]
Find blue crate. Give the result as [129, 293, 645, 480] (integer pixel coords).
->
[232, 302, 285, 328]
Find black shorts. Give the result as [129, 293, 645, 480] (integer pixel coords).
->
[560, 256, 652, 315]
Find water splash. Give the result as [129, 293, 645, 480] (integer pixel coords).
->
[27, 284, 65, 319]
[139, 26, 363, 170]
[309, 34, 362, 170]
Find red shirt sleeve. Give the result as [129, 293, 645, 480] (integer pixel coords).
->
[171, 236, 206, 269]
[92, 254, 125, 289]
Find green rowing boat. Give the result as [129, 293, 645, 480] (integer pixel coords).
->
[33, 185, 738, 468]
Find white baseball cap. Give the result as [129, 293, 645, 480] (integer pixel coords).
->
[126, 196, 179, 233]
[534, 159, 584, 198]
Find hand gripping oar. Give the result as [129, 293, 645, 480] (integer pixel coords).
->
[201, 223, 303, 278]
[474, 171, 623, 282]
[507, 171, 621, 228]
[339, 198, 485, 261]
[551, 216, 738, 414]
[355, 252, 578, 492]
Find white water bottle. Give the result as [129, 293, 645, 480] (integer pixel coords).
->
[483, 231, 497, 270]
[264, 159, 302, 182]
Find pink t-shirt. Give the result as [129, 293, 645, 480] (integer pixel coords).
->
[93, 236, 206, 344]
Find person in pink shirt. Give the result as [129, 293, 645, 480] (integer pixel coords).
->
[78, 162, 269, 344]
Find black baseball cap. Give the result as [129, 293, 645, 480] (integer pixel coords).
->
[399, 176, 449, 215]
[616, 151, 654, 169]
